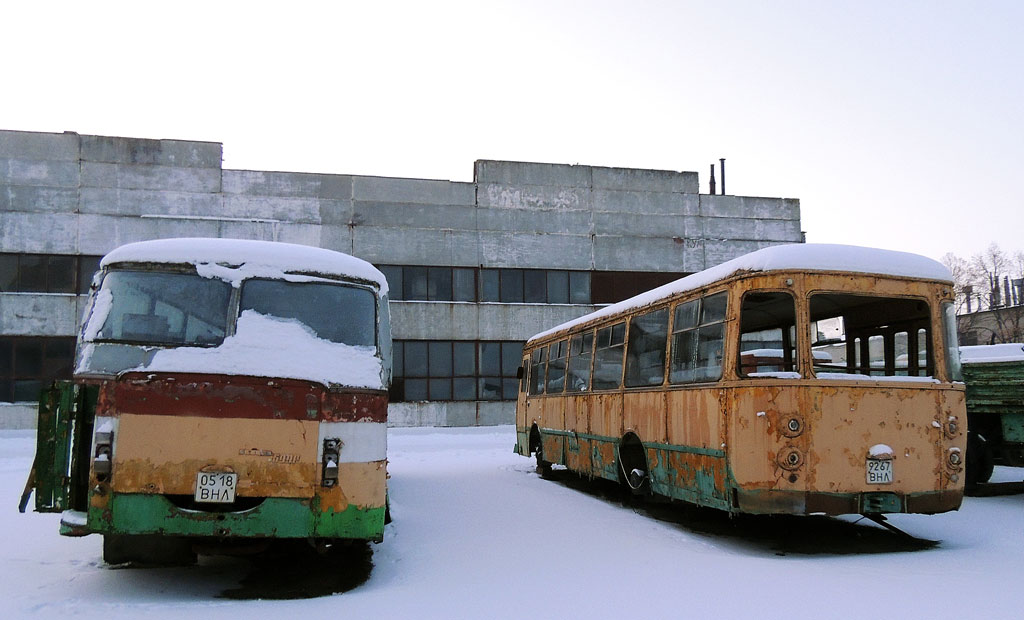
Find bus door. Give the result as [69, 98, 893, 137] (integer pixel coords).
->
[23, 382, 96, 517]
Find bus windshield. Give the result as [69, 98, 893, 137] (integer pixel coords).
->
[239, 279, 377, 347]
[92, 270, 232, 346]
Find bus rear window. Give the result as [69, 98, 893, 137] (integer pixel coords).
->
[809, 293, 933, 378]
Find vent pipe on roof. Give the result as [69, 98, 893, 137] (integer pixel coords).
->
[719, 158, 726, 195]
[709, 164, 716, 195]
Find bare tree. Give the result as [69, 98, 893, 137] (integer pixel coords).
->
[951, 243, 1024, 344]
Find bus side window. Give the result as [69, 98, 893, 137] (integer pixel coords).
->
[566, 331, 594, 392]
[625, 307, 669, 387]
[739, 292, 797, 377]
[529, 347, 546, 395]
[671, 292, 727, 383]
[593, 322, 626, 390]
[546, 340, 568, 393]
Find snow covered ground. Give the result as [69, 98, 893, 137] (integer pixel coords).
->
[3, 426, 1023, 619]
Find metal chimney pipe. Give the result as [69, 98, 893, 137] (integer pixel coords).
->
[1005, 276, 1013, 308]
[709, 164, 716, 195]
[964, 285, 973, 313]
[719, 158, 726, 195]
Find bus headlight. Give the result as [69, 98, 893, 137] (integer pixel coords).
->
[322, 438, 341, 487]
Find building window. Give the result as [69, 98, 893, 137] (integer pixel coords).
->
[377, 265, 594, 304]
[0, 254, 102, 295]
[391, 340, 523, 402]
[0, 337, 76, 403]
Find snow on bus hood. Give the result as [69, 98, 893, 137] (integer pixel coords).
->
[133, 311, 383, 390]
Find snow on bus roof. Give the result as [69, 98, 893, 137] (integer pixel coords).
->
[101, 238, 387, 293]
[529, 243, 952, 343]
[960, 343, 1024, 364]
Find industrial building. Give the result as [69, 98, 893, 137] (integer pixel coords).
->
[1, 129, 802, 427]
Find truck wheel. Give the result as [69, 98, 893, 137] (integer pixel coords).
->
[965, 431, 994, 492]
[103, 534, 196, 566]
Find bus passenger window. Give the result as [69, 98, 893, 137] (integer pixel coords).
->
[529, 347, 546, 395]
[739, 292, 797, 377]
[566, 331, 593, 392]
[593, 322, 625, 390]
[670, 292, 727, 384]
[625, 308, 669, 387]
[546, 340, 568, 393]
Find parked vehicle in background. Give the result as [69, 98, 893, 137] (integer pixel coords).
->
[960, 343, 1024, 488]
[23, 238, 392, 564]
[516, 244, 966, 519]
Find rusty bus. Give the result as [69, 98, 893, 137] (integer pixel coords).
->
[515, 244, 966, 518]
[24, 238, 392, 564]
[960, 343, 1024, 488]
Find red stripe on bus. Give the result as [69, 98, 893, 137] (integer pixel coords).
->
[96, 373, 388, 423]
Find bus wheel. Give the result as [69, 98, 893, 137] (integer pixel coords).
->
[103, 534, 196, 566]
[965, 431, 994, 492]
[531, 426, 552, 479]
[618, 435, 650, 496]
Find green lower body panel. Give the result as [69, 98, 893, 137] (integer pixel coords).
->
[84, 492, 385, 541]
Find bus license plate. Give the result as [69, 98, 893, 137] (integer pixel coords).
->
[866, 459, 893, 484]
[195, 471, 237, 503]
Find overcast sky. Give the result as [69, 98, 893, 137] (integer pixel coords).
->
[4, 1, 1021, 262]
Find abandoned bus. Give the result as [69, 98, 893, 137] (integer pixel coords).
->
[515, 244, 966, 517]
[26, 238, 392, 564]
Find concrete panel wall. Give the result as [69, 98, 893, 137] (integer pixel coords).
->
[1, 129, 802, 428]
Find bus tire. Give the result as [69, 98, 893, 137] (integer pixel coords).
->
[618, 434, 650, 496]
[103, 534, 197, 566]
[965, 431, 994, 492]
[531, 426, 552, 479]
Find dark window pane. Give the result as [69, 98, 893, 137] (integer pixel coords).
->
[500, 270, 524, 302]
[567, 331, 593, 392]
[501, 342, 523, 377]
[478, 376, 502, 400]
[42, 339, 75, 378]
[480, 269, 500, 302]
[523, 271, 546, 303]
[428, 341, 453, 376]
[404, 341, 428, 377]
[393, 342, 404, 377]
[77, 256, 102, 294]
[702, 292, 728, 324]
[428, 267, 452, 301]
[404, 378, 428, 401]
[453, 377, 477, 400]
[13, 380, 42, 402]
[547, 271, 569, 304]
[14, 341, 43, 375]
[569, 271, 591, 304]
[240, 279, 374, 346]
[379, 266, 404, 301]
[546, 340, 567, 393]
[0, 340, 13, 374]
[480, 342, 501, 376]
[0, 381, 12, 402]
[502, 378, 519, 400]
[675, 300, 699, 331]
[48, 255, 75, 293]
[453, 342, 476, 376]
[0, 255, 18, 292]
[19, 255, 47, 293]
[453, 268, 476, 302]
[529, 347, 546, 395]
[593, 323, 625, 390]
[625, 308, 670, 387]
[404, 266, 428, 301]
[429, 378, 452, 400]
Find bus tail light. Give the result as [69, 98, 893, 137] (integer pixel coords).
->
[322, 439, 341, 487]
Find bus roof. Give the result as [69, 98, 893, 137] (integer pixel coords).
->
[101, 238, 388, 293]
[529, 243, 952, 343]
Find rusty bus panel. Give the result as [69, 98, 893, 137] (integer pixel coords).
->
[622, 391, 667, 443]
[648, 448, 730, 509]
[589, 392, 624, 439]
[666, 389, 724, 451]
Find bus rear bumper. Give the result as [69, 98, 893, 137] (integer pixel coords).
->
[79, 492, 386, 542]
[734, 488, 963, 515]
